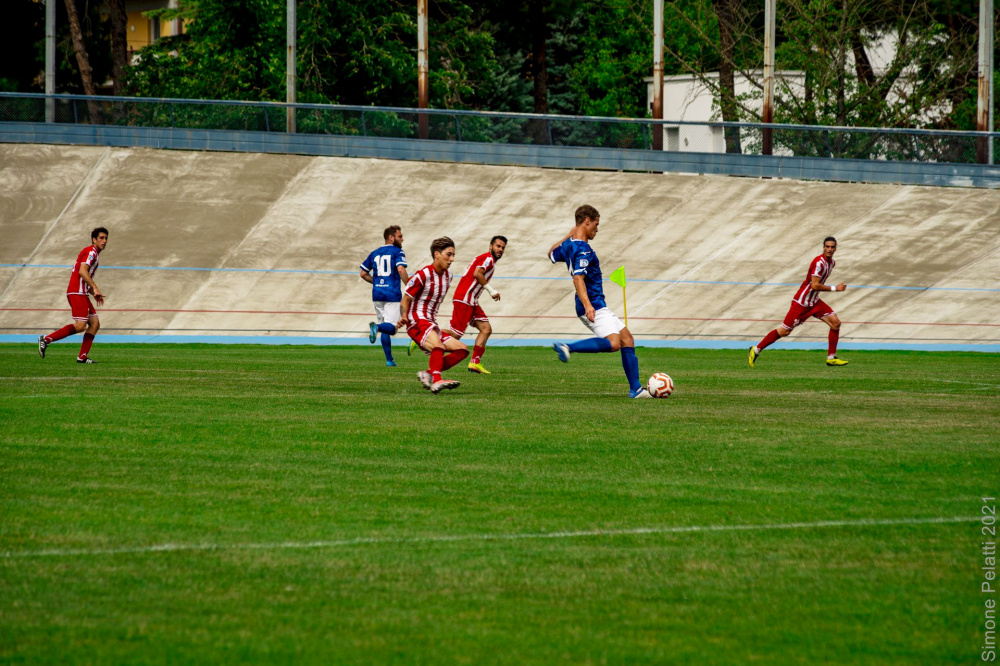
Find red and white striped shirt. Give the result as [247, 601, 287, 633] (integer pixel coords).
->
[452, 252, 496, 305]
[67, 245, 100, 296]
[792, 255, 835, 307]
[405, 265, 453, 323]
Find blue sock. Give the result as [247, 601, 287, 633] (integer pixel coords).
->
[620, 346, 642, 392]
[377, 323, 396, 334]
[567, 338, 614, 353]
[380, 332, 394, 362]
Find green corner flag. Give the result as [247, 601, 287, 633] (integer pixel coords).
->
[608, 265, 627, 289]
[608, 265, 627, 326]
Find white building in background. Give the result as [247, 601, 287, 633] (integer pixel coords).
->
[644, 71, 805, 153]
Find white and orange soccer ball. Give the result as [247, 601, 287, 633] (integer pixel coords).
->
[647, 373, 674, 398]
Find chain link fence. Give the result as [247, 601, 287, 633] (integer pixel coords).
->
[1, 93, 996, 165]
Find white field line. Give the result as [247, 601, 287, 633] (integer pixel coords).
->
[0, 516, 976, 560]
[926, 379, 1000, 389]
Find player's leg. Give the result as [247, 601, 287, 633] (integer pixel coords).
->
[749, 304, 797, 367]
[820, 311, 847, 366]
[441, 335, 470, 372]
[77, 312, 100, 363]
[378, 302, 400, 366]
[553, 309, 624, 362]
[420, 328, 460, 393]
[615, 327, 649, 398]
[468, 314, 492, 374]
[40, 296, 88, 358]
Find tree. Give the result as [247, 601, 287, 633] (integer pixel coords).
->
[110, 0, 128, 95]
[64, 0, 101, 121]
[127, 0, 497, 109]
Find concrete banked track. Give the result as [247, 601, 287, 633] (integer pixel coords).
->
[2, 144, 998, 349]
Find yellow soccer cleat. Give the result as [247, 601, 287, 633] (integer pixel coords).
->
[826, 356, 849, 366]
[467, 362, 491, 375]
[407, 340, 418, 356]
[747, 346, 759, 368]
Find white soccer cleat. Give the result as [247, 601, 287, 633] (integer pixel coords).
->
[417, 370, 433, 390]
[431, 379, 460, 394]
[629, 387, 653, 399]
[552, 343, 571, 363]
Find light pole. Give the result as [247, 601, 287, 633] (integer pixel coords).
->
[652, 0, 663, 151]
[287, 0, 296, 133]
[46, 0, 55, 123]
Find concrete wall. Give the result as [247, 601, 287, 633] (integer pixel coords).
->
[2, 144, 998, 348]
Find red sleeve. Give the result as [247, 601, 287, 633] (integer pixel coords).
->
[480, 255, 495, 271]
[810, 257, 824, 277]
[405, 271, 425, 298]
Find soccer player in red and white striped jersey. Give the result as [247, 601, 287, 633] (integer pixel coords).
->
[748, 237, 848, 367]
[398, 236, 469, 393]
[448, 235, 506, 375]
[38, 227, 109, 364]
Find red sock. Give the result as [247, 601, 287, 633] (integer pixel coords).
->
[472, 345, 485, 364]
[442, 349, 469, 371]
[429, 348, 444, 382]
[757, 329, 781, 351]
[45, 324, 77, 343]
[79, 332, 95, 359]
[828, 328, 839, 357]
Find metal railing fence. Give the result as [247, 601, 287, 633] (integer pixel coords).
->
[1, 92, 997, 165]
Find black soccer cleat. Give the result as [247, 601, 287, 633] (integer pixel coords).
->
[76, 357, 97, 364]
[38, 335, 48, 358]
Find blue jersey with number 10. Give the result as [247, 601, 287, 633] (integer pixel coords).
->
[361, 245, 407, 302]
[549, 237, 607, 316]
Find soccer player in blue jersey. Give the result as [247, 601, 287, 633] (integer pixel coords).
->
[548, 205, 651, 398]
[361, 226, 408, 366]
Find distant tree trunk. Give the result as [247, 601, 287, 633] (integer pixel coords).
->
[64, 0, 101, 122]
[851, 37, 874, 87]
[110, 0, 128, 95]
[530, 0, 550, 144]
[712, 0, 742, 153]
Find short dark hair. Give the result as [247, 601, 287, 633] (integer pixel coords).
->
[575, 205, 600, 225]
[91, 227, 108, 240]
[824, 236, 837, 245]
[384, 225, 401, 240]
[430, 236, 455, 257]
[490, 235, 507, 246]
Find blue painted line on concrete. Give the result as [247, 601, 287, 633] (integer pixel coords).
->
[3, 263, 998, 292]
[3, 334, 997, 353]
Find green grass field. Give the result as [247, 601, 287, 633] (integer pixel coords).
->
[1, 343, 998, 664]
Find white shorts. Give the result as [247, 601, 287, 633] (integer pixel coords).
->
[373, 301, 401, 326]
[578, 307, 626, 339]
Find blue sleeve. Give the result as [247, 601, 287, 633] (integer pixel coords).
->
[571, 248, 590, 276]
[360, 250, 373, 273]
[396, 249, 407, 268]
[549, 244, 564, 264]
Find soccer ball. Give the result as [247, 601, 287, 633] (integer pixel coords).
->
[647, 373, 674, 398]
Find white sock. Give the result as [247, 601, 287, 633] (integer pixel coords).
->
[828, 353, 836, 359]
[753, 346, 760, 354]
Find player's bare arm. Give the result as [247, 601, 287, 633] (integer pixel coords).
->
[397, 293, 412, 329]
[80, 264, 105, 305]
[474, 267, 500, 301]
[360, 269, 374, 285]
[397, 265, 409, 285]
[811, 275, 845, 292]
[573, 274, 596, 322]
